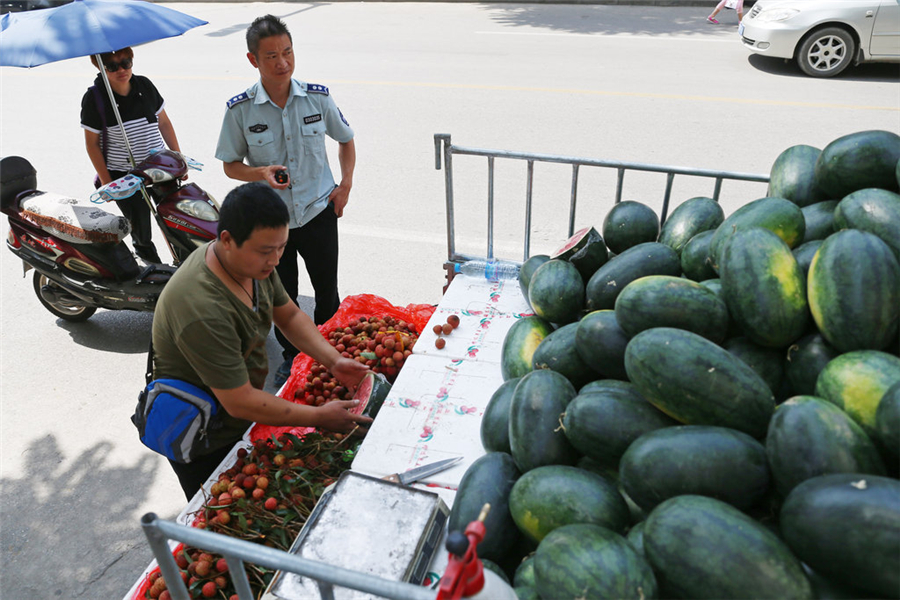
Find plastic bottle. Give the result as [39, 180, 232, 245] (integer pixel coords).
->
[455, 260, 520, 281]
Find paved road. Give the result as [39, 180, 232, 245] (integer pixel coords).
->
[1, 3, 897, 597]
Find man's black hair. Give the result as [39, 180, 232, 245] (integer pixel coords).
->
[246, 14, 291, 56]
[218, 182, 289, 245]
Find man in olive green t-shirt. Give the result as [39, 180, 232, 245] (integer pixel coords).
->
[152, 182, 371, 498]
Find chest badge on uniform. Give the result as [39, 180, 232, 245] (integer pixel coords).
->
[249, 124, 268, 133]
[303, 114, 322, 125]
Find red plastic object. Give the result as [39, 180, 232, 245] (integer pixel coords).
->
[250, 294, 435, 442]
[436, 519, 486, 600]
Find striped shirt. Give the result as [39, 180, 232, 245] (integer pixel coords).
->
[80, 74, 167, 172]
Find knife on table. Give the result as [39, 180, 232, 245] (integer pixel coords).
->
[382, 456, 463, 485]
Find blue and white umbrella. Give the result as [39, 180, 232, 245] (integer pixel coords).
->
[0, 0, 207, 164]
[0, 0, 207, 68]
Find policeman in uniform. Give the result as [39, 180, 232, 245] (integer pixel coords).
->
[216, 14, 356, 387]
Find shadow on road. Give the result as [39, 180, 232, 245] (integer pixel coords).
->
[747, 54, 900, 83]
[0, 435, 165, 598]
[481, 4, 732, 36]
[56, 310, 153, 354]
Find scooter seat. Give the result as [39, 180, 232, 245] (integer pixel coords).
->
[20, 191, 131, 245]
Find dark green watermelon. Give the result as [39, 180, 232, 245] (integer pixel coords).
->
[768, 144, 827, 207]
[602, 200, 660, 255]
[833, 187, 900, 261]
[615, 275, 729, 343]
[575, 310, 630, 381]
[720, 227, 809, 348]
[808, 229, 900, 352]
[815, 129, 900, 198]
[509, 465, 631, 542]
[657, 196, 724, 256]
[791, 239, 823, 278]
[801, 200, 839, 243]
[624, 328, 775, 438]
[815, 350, 900, 439]
[481, 377, 521, 453]
[518, 254, 550, 299]
[447, 452, 522, 564]
[785, 333, 840, 396]
[512, 586, 540, 600]
[644, 495, 813, 599]
[585, 242, 681, 311]
[620, 425, 770, 512]
[875, 381, 900, 460]
[508, 369, 579, 472]
[781, 473, 900, 598]
[501, 316, 553, 380]
[766, 396, 886, 497]
[625, 521, 646, 558]
[579, 379, 638, 395]
[708, 197, 806, 270]
[562, 388, 678, 467]
[532, 322, 599, 389]
[534, 523, 657, 600]
[513, 554, 536, 588]
[724, 336, 785, 394]
[680, 229, 718, 282]
[527, 259, 584, 325]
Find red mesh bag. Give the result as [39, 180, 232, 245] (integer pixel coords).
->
[250, 294, 435, 442]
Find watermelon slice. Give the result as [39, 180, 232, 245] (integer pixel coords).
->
[351, 372, 392, 419]
[552, 227, 609, 281]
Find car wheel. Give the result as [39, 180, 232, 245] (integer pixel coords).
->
[796, 27, 856, 78]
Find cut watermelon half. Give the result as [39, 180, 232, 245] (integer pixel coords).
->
[552, 226, 609, 280]
[351, 372, 392, 419]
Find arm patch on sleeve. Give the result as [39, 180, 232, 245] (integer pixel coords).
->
[307, 83, 329, 95]
[226, 92, 250, 109]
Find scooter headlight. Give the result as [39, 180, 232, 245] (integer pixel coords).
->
[176, 199, 218, 222]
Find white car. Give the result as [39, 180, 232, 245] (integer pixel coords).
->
[740, 0, 900, 77]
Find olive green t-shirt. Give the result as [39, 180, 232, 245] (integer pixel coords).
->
[151, 241, 290, 450]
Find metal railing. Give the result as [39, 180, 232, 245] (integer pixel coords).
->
[141, 513, 436, 600]
[434, 133, 769, 272]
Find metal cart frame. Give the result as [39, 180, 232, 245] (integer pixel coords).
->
[141, 513, 436, 600]
[434, 133, 770, 285]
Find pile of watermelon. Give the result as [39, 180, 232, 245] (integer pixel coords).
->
[450, 130, 900, 600]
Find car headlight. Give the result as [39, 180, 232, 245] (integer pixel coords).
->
[176, 199, 219, 221]
[756, 7, 800, 22]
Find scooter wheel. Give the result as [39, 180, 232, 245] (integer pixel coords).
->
[32, 272, 97, 322]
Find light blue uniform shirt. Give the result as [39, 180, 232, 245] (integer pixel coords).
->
[215, 79, 354, 229]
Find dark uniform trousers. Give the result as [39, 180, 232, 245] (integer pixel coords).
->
[275, 202, 341, 360]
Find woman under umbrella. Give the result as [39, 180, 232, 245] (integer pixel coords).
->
[80, 46, 183, 263]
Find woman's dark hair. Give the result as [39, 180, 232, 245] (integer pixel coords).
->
[218, 182, 289, 245]
[89, 47, 134, 71]
[246, 15, 291, 56]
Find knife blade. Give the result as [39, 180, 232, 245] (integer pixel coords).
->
[382, 456, 463, 485]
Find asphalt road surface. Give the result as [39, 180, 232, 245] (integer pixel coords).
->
[1, 3, 897, 597]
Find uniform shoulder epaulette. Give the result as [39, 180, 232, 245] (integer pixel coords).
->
[226, 92, 250, 109]
[307, 83, 329, 96]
